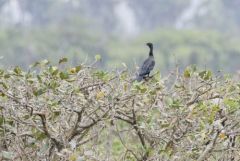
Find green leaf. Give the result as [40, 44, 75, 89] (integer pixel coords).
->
[31, 61, 40, 68]
[32, 128, 47, 141]
[49, 81, 59, 89]
[49, 66, 59, 76]
[53, 111, 61, 118]
[208, 106, 219, 124]
[4, 74, 10, 79]
[40, 59, 50, 66]
[33, 88, 45, 96]
[170, 99, 183, 108]
[69, 153, 78, 161]
[120, 72, 127, 80]
[134, 83, 148, 93]
[0, 69, 4, 76]
[37, 75, 42, 83]
[0, 116, 4, 125]
[66, 78, 76, 82]
[59, 57, 68, 64]
[0, 82, 8, 89]
[14, 66, 22, 74]
[75, 65, 82, 72]
[174, 84, 184, 89]
[60, 71, 69, 79]
[96, 91, 105, 100]
[199, 70, 212, 80]
[93, 70, 108, 80]
[52, 111, 61, 120]
[140, 87, 147, 93]
[27, 78, 35, 84]
[184, 67, 191, 78]
[95, 54, 101, 61]
[223, 98, 239, 112]
[0, 91, 5, 97]
[23, 114, 31, 120]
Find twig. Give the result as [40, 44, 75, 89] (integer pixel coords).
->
[197, 131, 219, 161]
[34, 112, 63, 151]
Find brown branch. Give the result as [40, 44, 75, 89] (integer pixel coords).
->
[114, 115, 133, 124]
[197, 130, 220, 161]
[0, 89, 34, 114]
[80, 73, 121, 91]
[115, 123, 140, 161]
[76, 128, 102, 146]
[131, 100, 149, 161]
[34, 112, 63, 151]
[68, 107, 110, 141]
[132, 109, 146, 150]
[186, 86, 216, 106]
[68, 109, 85, 141]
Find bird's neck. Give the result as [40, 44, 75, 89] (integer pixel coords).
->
[149, 47, 153, 56]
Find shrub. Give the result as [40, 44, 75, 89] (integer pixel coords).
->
[0, 59, 240, 161]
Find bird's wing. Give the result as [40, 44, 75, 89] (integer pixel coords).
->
[139, 59, 150, 75]
[148, 59, 155, 71]
[139, 58, 155, 76]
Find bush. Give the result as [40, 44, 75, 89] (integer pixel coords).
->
[0, 59, 240, 161]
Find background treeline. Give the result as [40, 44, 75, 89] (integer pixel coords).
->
[1, 27, 240, 73]
[0, 0, 240, 73]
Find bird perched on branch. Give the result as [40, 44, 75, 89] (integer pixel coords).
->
[136, 43, 155, 81]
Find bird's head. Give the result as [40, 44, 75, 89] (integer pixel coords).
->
[146, 42, 153, 56]
[146, 42, 153, 49]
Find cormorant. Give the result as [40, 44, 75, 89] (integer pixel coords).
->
[136, 43, 155, 81]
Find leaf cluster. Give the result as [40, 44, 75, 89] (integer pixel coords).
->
[0, 60, 240, 161]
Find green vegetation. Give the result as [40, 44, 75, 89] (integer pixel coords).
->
[0, 17, 105, 68]
[107, 29, 240, 73]
[1, 27, 240, 73]
[0, 59, 240, 160]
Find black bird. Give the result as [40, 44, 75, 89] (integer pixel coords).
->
[136, 43, 155, 81]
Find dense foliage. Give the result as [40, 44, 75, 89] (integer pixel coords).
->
[0, 59, 240, 161]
